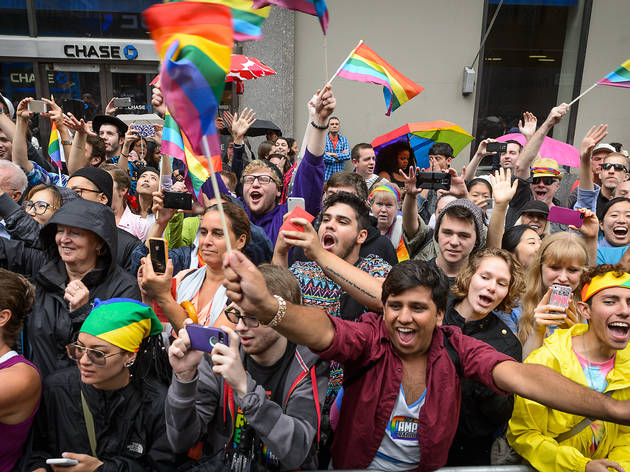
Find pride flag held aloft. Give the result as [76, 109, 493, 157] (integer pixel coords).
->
[253, 0, 328, 34]
[337, 41, 424, 116]
[48, 121, 62, 169]
[598, 59, 630, 89]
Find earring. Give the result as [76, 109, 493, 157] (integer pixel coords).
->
[97, 246, 105, 256]
[125, 360, 135, 368]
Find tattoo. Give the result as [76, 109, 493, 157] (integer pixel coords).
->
[323, 266, 376, 299]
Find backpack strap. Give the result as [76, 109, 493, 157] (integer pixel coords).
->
[310, 365, 321, 444]
[554, 391, 614, 443]
[80, 390, 98, 458]
[443, 330, 462, 377]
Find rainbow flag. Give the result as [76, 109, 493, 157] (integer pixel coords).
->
[598, 59, 630, 89]
[337, 41, 424, 116]
[166, 0, 270, 41]
[253, 0, 328, 34]
[144, 1, 233, 160]
[48, 121, 62, 169]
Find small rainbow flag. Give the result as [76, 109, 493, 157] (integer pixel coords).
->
[48, 121, 62, 169]
[253, 0, 328, 34]
[598, 59, 630, 89]
[144, 1, 233, 160]
[337, 41, 424, 116]
[165, 0, 270, 41]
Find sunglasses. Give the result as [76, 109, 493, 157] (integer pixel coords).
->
[601, 163, 628, 172]
[224, 305, 259, 328]
[66, 343, 124, 366]
[532, 177, 558, 186]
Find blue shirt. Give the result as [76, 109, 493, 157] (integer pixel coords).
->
[324, 133, 350, 180]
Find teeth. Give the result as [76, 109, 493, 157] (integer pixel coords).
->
[610, 322, 629, 328]
[397, 328, 413, 333]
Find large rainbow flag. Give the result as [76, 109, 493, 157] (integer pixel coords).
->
[337, 41, 424, 116]
[253, 0, 328, 34]
[144, 1, 233, 161]
[597, 59, 630, 89]
[166, 0, 270, 41]
[48, 121, 62, 169]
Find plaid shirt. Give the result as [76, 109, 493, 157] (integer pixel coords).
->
[27, 161, 68, 187]
[324, 133, 350, 181]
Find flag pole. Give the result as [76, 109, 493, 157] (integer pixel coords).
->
[201, 135, 232, 253]
[323, 36, 329, 84]
[568, 82, 598, 107]
[326, 39, 363, 86]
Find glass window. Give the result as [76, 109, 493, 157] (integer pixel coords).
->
[1, 62, 36, 107]
[0, 2, 29, 35]
[47, 67, 102, 121]
[112, 72, 153, 114]
[35, 0, 154, 38]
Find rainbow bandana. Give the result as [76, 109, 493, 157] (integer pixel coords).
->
[581, 271, 630, 302]
[369, 183, 401, 203]
[80, 298, 163, 352]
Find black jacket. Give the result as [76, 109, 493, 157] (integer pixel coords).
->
[443, 303, 522, 466]
[25, 367, 177, 471]
[0, 199, 140, 377]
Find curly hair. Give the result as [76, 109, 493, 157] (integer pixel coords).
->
[452, 248, 525, 314]
[578, 264, 628, 305]
[242, 160, 282, 188]
[0, 268, 35, 347]
[518, 232, 589, 343]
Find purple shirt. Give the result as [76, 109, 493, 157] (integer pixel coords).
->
[315, 313, 514, 471]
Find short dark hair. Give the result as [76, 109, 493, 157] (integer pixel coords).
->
[0, 268, 35, 347]
[259, 264, 302, 305]
[467, 177, 492, 195]
[329, 116, 340, 123]
[601, 197, 630, 220]
[381, 260, 449, 313]
[351, 143, 373, 162]
[505, 139, 523, 152]
[322, 191, 370, 231]
[428, 142, 453, 158]
[87, 135, 106, 163]
[324, 171, 369, 202]
[442, 204, 475, 223]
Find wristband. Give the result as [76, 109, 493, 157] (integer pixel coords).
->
[310, 120, 329, 130]
[259, 295, 287, 328]
[61, 139, 72, 145]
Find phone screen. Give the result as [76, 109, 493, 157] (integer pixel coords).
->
[149, 238, 167, 274]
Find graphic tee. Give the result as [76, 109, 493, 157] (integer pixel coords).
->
[367, 386, 425, 471]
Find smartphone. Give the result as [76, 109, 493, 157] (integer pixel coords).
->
[46, 459, 79, 466]
[484, 198, 494, 209]
[287, 197, 305, 214]
[131, 123, 156, 138]
[28, 100, 48, 113]
[486, 142, 508, 153]
[549, 284, 572, 309]
[148, 238, 168, 274]
[113, 97, 132, 108]
[61, 98, 86, 120]
[186, 324, 229, 352]
[416, 171, 451, 190]
[548, 206, 584, 228]
[163, 191, 193, 210]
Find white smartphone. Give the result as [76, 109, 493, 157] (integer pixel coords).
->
[287, 197, 305, 213]
[28, 100, 49, 113]
[46, 458, 79, 466]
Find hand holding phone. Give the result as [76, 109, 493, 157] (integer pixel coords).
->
[113, 97, 132, 108]
[416, 171, 451, 190]
[486, 142, 508, 153]
[148, 238, 168, 274]
[131, 123, 156, 138]
[186, 324, 229, 352]
[46, 458, 79, 467]
[28, 100, 49, 114]
[279, 206, 314, 234]
[287, 197, 305, 214]
[548, 206, 584, 228]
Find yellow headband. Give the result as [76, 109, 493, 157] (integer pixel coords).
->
[581, 271, 630, 302]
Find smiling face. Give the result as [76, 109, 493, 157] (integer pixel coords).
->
[242, 170, 280, 216]
[601, 200, 630, 247]
[25, 189, 58, 226]
[74, 333, 134, 390]
[514, 228, 542, 269]
[318, 202, 367, 261]
[0, 129, 12, 160]
[273, 138, 289, 157]
[136, 171, 159, 196]
[55, 225, 103, 269]
[464, 256, 511, 316]
[530, 177, 560, 205]
[437, 214, 477, 265]
[383, 285, 443, 360]
[521, 212, 548, 236]
[353, 147, 376, 178]
[581, 287, 630, 359]
[370, 191, 398, 234]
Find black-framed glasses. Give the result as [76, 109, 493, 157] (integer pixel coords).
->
[66, 343, 124, 366]
[224, 305, 259, 328]
[23, 200, 58, 215]
[69, 187, 103, 198]
[532, 177, 558, 186]
[242, 174, 273, 185]
[601, 163, 628, 172]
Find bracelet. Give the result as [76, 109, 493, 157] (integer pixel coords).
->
[121, 153, 129, 158]
[61, 139, 72, 145]
[260, 295, 287, 328]
[310, 120, 329, 130]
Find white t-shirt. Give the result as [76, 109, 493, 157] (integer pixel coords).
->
[367, 386, 425, 471]
[118, 206, 154, 242]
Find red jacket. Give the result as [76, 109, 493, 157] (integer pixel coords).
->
[315, 313, 514, 471]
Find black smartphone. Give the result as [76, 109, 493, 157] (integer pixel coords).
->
[61, 98, 86, 120]
[163, 191, 193, 210]
[486, 142, 508, 153]
[148, 238, 168, 274]
[416, 171, 451, 190]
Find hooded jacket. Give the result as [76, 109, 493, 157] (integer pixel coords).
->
[25, 367, 177, 471]
[508, 324, 630, 471]
[0, 199, 140, 378]
[165, 344, 329, 470]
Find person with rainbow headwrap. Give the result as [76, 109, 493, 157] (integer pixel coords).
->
[368, 183, 409, 262]
[26, 298, 177, 472]
[509, 265, 630, 472]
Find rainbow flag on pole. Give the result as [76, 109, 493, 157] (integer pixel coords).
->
[337, 40, 424, 116]
[166, 0, 270, 41]
[48, 121, 62, 169]
[597, 59, 630, 89]
[253, 0, 328, 34]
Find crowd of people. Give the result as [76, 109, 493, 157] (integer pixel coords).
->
[1, 79, 630, 472]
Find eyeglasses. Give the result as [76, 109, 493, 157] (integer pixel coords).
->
[601, 163, 628, 172]
[66, 343, 124, 366]
[70, 187, 103, 198]
[532, 177, 558, 186]
[23, 200, 57, 215]
[242, 174, 274, 185]
[224, 305, 259, 328]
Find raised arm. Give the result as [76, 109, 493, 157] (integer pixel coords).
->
[486, 168, 518, 248]
[465, 138, 496, 183]
[41, 98, 72, 160]
[64, 113, 98, 174]
[578, 124, 609, 191]
[515, 106, 566, 179]
[12, 99, 35, 173]
[118, 126, 139, 172]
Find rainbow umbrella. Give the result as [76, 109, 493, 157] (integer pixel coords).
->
[372, 120, 474, 169]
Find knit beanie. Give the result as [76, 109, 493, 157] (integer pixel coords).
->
[434, 198, 485, 250]
[70, 167, 114, 207]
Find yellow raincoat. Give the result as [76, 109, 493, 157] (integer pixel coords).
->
[508, 324, 630, 471]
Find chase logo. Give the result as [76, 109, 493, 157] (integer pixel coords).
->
[123, 45, 138, 60]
